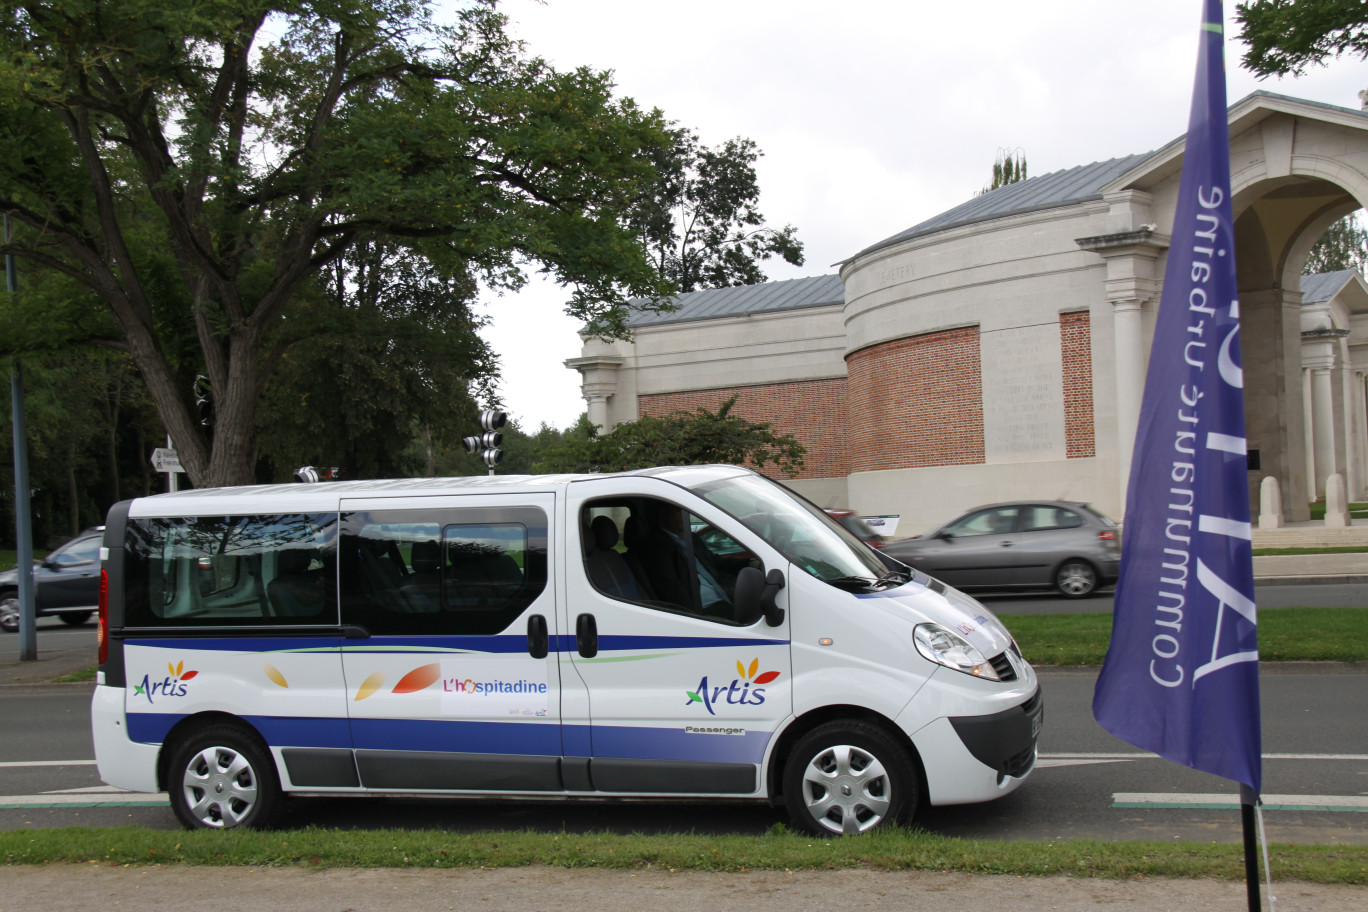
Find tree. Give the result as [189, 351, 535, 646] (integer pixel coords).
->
[1304, 212, 1368, 276]
[0, 0, 675, 488]
[254, 236, 496, 481]
[537, 396, 806, 477]
[1236, 0, 1368, 77]
[980, 148, 1028, 195]
[629, 128, 804, 293]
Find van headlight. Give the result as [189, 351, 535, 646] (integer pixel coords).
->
[913, 623, 1002, 681]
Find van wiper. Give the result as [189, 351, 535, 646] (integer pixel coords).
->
[826, 575, 884, 592]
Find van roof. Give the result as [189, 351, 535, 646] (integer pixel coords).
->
[126, 465, 756, 516]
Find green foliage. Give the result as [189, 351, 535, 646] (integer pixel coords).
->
[1304, 214, 1368, 276]
[629, 128, 804, 293]
[254, 237, 495, 481]
[1, 350, 162, 547]
[980, 148, 1028, 195]
[1236, 0, 1368, 77]
[536, 396, 806, 477]
[0, 0, 677, 486]
[1009, 606, 1368, 666]
[0, 825, 1363, 883]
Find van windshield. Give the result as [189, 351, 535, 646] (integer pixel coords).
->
[691, 474, 895, 589]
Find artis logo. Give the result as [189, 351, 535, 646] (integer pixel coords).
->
[685, 658, 780, 716]
[133, 661, 198, 704]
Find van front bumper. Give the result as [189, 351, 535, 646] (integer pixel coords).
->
[948, 687, 1043, 780]
[908, 687, 1042, 806]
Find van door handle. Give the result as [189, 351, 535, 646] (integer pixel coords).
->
[576, 613, 598, 658]
[527, 614, 549, 659]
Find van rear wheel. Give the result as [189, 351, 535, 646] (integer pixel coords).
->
[783, 721, 917, 835]
[168, 724, 280, 830]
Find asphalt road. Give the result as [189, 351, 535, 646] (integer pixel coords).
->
[3, 667, 1364, 844]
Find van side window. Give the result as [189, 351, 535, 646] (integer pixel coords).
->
[122, 514, 338, 627]
[582, 498, 753, 625]
[340, 507, 547, 636]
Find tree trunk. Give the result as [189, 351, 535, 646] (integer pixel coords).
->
[106, 366, 122, 504]
[67, 458, 79, 536]
[202, 326, 264, 488]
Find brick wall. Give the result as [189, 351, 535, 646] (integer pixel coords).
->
[1060, 311, 1095, 458]
[845, 326, 985, 471]
[637, 378, 851, 479]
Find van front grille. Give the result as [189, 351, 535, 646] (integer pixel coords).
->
[989, 652, 1016, 682]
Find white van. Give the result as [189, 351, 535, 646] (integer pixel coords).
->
[91, 466, 1041, 835]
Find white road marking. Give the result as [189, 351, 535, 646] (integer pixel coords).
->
[1113, 793, 1368, 811]
[0, 793, 167, 807]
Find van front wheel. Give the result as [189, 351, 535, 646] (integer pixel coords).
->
[783, 721, 917, 835]
[168, 724, 280, 830]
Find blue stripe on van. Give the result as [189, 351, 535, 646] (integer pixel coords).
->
[589, 635, 789, 651]
[590, 723, 772, 765]
[126, 634, 789, 654]
[124, 637, 342, 653]
[126, 712, 769, 766]
[126, 712, 352, 748]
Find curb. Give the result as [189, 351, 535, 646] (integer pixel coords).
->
[1253, 574, 1368, 586]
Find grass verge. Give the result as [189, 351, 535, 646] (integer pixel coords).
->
[1251, 546, 1368, 556]
[0, 825, 1363, 883]
[1010, 606, 1368, 666]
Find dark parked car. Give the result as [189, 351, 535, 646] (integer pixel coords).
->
[883, 501, 1120, 597]
[0, 527, 103, 632]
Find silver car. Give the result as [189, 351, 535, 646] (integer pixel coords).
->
[884, 501, 1121, 597]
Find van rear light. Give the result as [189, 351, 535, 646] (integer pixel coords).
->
[97, 568, 109, 666]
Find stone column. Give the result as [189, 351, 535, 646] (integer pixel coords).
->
[1075, 224, 1166, 517]
[563, 355, 625, 432]
[1311, 364, 1337, 496]
[1302, 332, 1348, 499]
[1353, 372, 1368, 501]
[1302, 368, 1316, 499]
[1111, 298, 1146, 490]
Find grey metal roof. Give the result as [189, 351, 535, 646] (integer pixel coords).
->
[627, 273, 844, 327]
[1299, 269, 1359, 304]
[848, 152, 1155, 263]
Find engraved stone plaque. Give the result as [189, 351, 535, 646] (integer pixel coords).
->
[982, 323, 1066, 463]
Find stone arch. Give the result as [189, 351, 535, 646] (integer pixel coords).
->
[1225, 151, 1368, 518]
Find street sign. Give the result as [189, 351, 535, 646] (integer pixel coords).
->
[150, 447, 184, 473]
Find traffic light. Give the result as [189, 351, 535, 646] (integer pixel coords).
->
[193, 375, 213, 427]
[463, 409, 508, 472]
[293, 466, 341, 483]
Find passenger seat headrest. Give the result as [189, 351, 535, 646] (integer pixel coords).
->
[411, 539, 440, 573]
[590, 515, 620, 550]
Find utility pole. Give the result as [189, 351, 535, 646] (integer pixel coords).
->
[6, 213, 36, 661]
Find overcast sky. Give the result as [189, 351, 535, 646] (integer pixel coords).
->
[473, 0, 1367, 431]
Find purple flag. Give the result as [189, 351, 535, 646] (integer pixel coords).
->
[1092, 0, 1260, 793]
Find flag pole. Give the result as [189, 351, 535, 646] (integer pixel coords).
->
[1090, 3, 1268, 907]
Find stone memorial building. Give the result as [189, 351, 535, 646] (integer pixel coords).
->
[567, 92, 1368, 534]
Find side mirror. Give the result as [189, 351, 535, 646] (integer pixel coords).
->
[733, 567, 786, 627]
[936, 530, 955, 541]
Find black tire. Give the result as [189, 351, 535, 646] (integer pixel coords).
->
[59, 612, 93, 626]
[167, 723, 281, 830]
[1054, 559, 1099, 598]
[782, 720, 918, 835]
